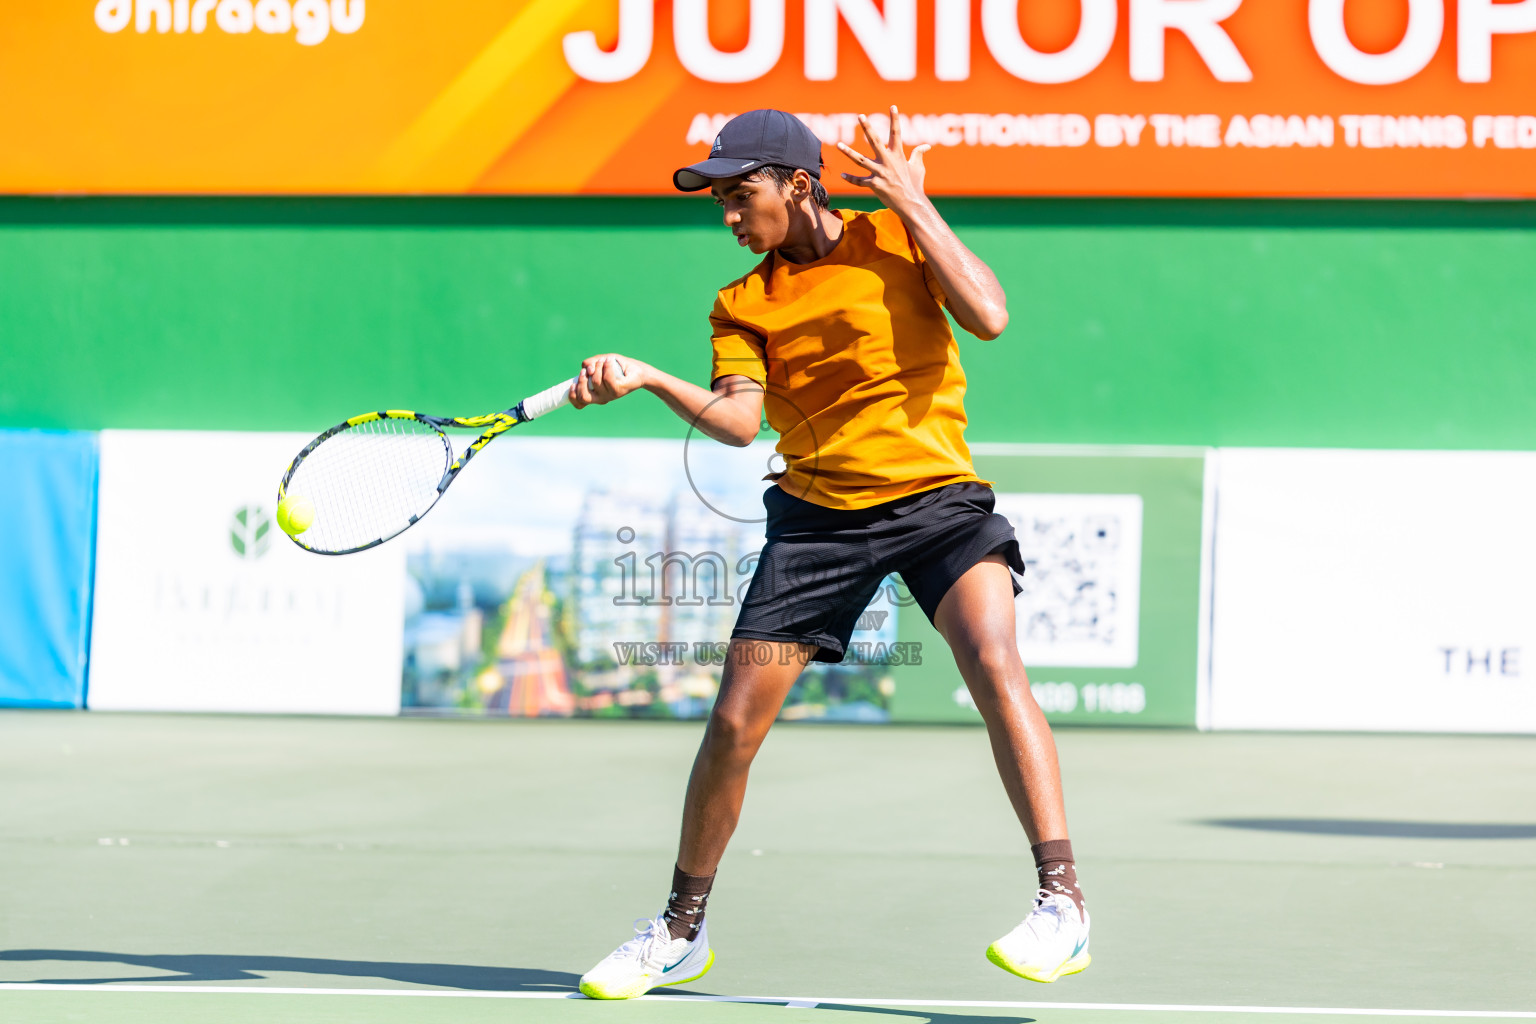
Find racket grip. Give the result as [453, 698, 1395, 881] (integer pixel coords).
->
[518, 376, 579, 422]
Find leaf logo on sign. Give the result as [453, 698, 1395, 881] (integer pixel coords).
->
[230, 506, 273, 560]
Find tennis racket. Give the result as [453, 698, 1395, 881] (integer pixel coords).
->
[276, 374, 583, 555]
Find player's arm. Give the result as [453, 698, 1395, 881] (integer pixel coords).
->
[837, 106, 1009, 341]
[569, 354, 763, 447]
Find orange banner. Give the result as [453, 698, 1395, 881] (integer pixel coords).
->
[4, 0, 1536, 195]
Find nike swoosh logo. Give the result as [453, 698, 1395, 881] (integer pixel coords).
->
[661, 954, 691, 974]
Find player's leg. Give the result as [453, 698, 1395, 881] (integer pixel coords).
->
[932, 552, 1091, 983]
[582, 486, 884, 999]
[932, 553, 1068, 845]
[578, 643, 807, 1000]
[579, 642, 811, 999]
[676, 639, 814, 876]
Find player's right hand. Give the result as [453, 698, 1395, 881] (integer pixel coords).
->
[572, 354, 649, 408]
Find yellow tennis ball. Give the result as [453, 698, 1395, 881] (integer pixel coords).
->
[277, 495, 315, 536]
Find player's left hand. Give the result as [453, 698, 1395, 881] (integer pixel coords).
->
[572, 354, 648, 408]
[837, 106, 931, 212]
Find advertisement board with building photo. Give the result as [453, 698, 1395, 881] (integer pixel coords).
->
[399, 437, 899, 722]
[398, 438, 1207, 726]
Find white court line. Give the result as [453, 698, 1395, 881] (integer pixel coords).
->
[0, 985, 1532, 1017]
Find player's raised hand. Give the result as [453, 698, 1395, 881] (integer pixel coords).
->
[836, 106, 931, 213]
[572, 354, 648, 408]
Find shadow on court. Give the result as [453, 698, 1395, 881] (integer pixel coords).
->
[0, 949, 578, 990]
[1205, 818, 1536, 839]
[811, 1007, 1034, 1024]
[0, 951, 1039, 1022]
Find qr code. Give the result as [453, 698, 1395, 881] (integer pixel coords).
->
[991, 494, 1144, 668]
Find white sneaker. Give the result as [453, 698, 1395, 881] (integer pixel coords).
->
[986, 889, 1091, 983]
[579, 912, 715, 1000]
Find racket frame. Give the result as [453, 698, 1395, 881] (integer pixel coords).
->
[277, 399, 536, 556]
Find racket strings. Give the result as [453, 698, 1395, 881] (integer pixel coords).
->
[286, 417, 451, 553]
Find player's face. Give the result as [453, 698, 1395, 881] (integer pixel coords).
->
[711, 173, 792, 254]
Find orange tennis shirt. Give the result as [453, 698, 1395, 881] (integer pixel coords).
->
[709, 206, 985, 511]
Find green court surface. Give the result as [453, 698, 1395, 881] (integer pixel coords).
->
[1, 713, 1532, 1023]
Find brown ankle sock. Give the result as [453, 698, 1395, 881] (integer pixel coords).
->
[1032, 839, 1085, 915]
[662, 865, 714, 941]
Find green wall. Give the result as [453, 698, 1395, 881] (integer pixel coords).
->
[3, 197, 1535, 447]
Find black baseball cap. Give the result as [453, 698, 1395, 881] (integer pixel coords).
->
[673, 109, 823, 192]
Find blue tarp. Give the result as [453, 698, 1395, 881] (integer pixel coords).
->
[0, 431, 97, 708]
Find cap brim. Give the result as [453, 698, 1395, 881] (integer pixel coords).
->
[672, 157, 769, 192]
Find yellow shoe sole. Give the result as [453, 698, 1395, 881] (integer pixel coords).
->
[579, 949, 716, 1000]
[985, 944, 1091, 984]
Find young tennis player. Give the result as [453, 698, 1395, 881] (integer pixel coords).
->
[568, 107, 1089, 997]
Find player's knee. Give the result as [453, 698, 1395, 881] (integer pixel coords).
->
[961, 634, 1023, 683]
[702, 707, 765, 766]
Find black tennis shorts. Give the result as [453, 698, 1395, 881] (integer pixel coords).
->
[733, 481, 1025, 663]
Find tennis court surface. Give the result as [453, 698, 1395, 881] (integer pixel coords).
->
[2, 713, 1532, 1023]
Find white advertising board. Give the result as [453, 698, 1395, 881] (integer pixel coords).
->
[1210, 448, 1536, 732]
[89, 431, 404, 714]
